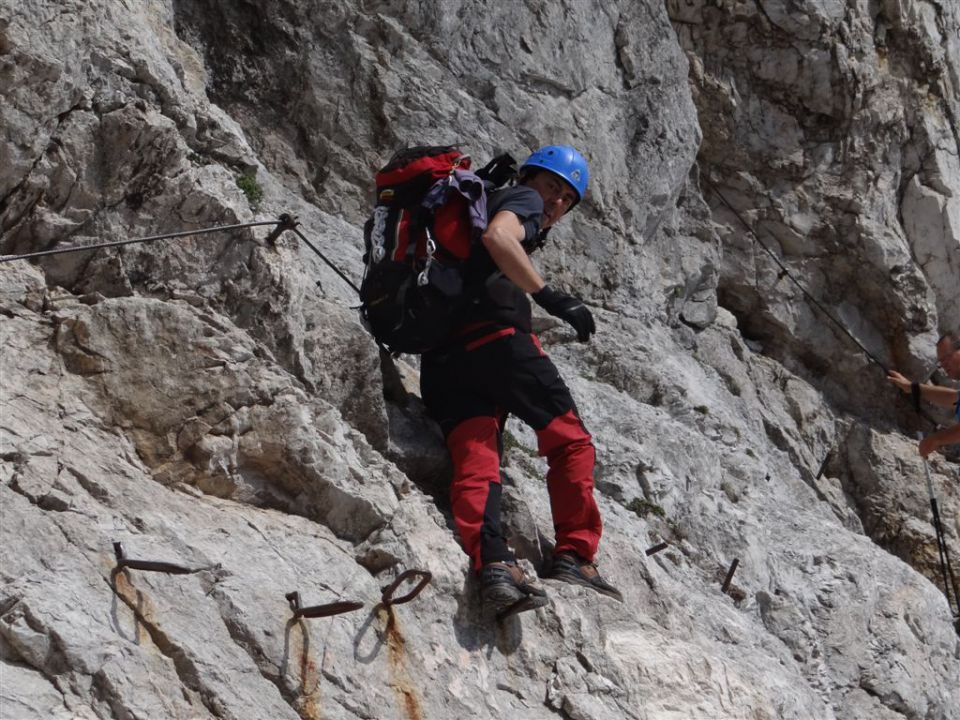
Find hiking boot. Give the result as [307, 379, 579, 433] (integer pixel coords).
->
[546, 552, 623, 602]
[479, 561, 548, 618]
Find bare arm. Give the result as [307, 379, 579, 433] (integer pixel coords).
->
[922, 385, 960, 409]
[481, 210, 545, 294]
[919, 423, 960, 458]
[887, 370, 959, 409]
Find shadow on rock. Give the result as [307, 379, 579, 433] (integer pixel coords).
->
[452, 570, 523, 657]
[352, 603, 388, 664]
[109, 568, 147, 645]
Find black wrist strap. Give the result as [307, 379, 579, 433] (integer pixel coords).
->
[531, 285, 554, 303]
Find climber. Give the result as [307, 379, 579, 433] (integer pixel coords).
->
[419, 145, 620, 619]
[887, 333, 960, 457]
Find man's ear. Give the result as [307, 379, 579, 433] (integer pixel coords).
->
[517, 168, 537, 185]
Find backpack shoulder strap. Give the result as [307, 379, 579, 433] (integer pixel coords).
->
[475, 153, 517, 192]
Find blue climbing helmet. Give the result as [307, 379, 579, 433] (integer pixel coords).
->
[520, 144, 589, 207]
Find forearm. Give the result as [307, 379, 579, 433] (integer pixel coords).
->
[925, 423, 960, 453]
[482, 228, 545, 293]
[889, 372, 959, 410]
[921, 384, 960, 410]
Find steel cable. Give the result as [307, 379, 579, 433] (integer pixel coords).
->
[705, 178, 891, 372]
[0, 219, 282, 263]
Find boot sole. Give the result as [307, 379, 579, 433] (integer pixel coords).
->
[547, 570, 623, 602]
[495, 594, 550, 621]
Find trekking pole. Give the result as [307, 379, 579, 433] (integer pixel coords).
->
[917, 433, 960, 627]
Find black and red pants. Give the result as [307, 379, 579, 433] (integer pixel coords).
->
[421, 328, 602, 571]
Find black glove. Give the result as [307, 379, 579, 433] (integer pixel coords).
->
[531, 285, 596, 342]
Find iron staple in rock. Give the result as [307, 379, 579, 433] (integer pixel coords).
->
[645, 542, 669, 556]
[721, 558, 740, 595]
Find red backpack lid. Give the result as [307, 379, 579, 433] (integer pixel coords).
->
[376, 147, 471, 189]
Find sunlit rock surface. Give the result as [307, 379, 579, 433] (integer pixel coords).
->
[1, 1, 958, 718]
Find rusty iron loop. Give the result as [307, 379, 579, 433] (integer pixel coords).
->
[113, 542, 195, 575]
[380, 569, 432, 607]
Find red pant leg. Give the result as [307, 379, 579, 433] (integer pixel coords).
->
[536, 409, 602, 562]
[447, 416, 508, 570]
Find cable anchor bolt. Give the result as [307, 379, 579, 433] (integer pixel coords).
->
[265, 213, 300, 246]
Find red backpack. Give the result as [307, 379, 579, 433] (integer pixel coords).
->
[359, 146, 490, 354]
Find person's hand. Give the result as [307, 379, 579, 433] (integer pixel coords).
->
[886, 370, 911, 393]
[532, 285, 595, 342]
[919, 435, 939, 458]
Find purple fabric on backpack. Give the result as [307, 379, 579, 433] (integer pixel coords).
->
[422, 170, 489, 234]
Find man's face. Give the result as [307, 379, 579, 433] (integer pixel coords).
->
[525, 171, 578, 229]
[937, 335, 960, 379]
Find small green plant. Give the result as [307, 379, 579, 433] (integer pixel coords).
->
[501, 430, 537, 458]
[667, 520, 686, 542]
[694, 405, 710, 415]
[625, 497, 665, 519]
[237, 173, 264, 208]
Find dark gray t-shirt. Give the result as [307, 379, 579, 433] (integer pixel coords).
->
[459, 186, 544, 332]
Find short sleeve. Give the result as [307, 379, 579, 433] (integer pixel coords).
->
[487, 186, 543, 245]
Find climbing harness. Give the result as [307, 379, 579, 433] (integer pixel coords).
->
[919, 434, 960, 629]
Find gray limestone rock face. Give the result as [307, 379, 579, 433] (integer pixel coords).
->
[673, 0, 960, 409]
[1, 1, 959, 719]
